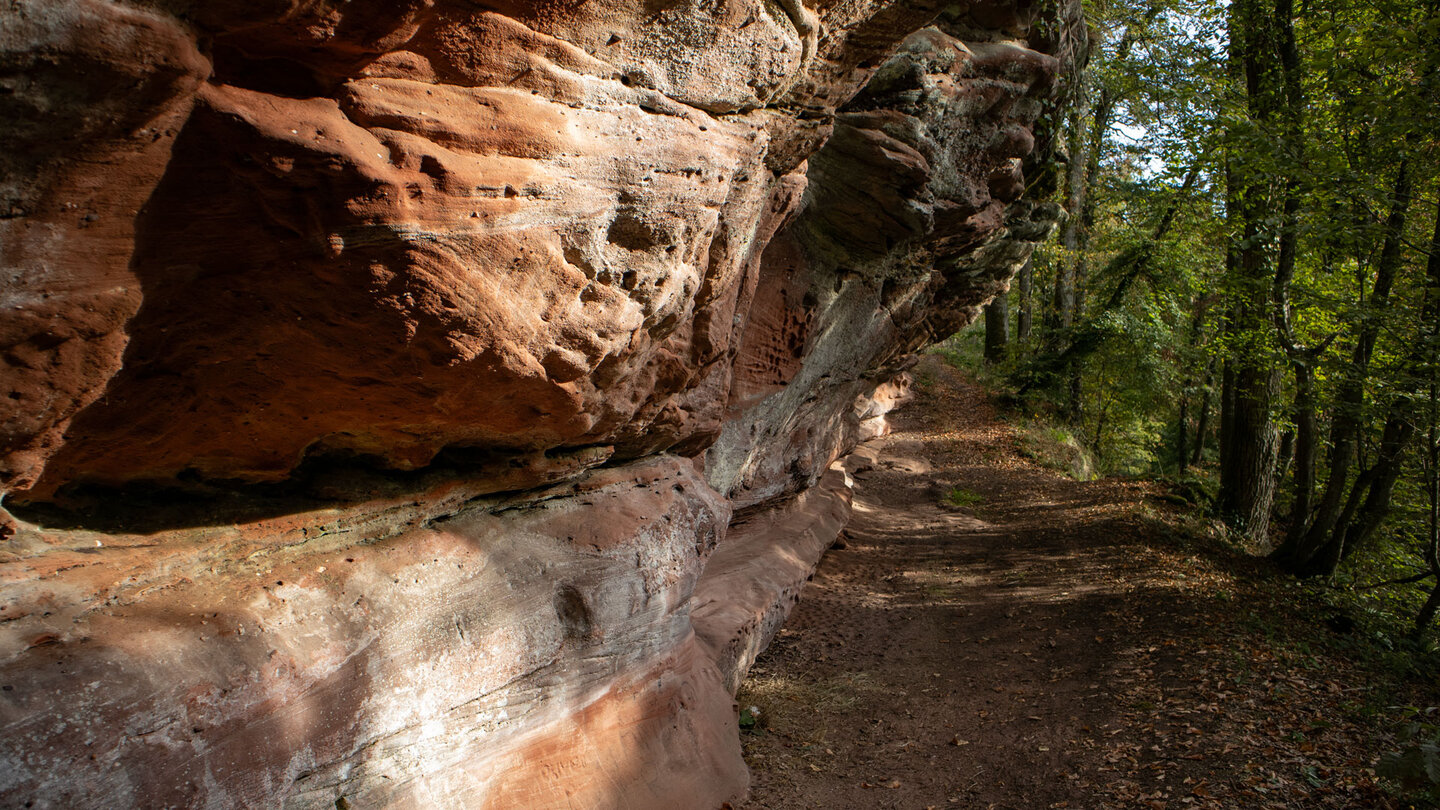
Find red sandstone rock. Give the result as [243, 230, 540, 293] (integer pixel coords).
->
[0, 0, 208, 493]
[1, 456, 739, 806]
[694, 464, 855, 694]
[0, 1, 1083, 806]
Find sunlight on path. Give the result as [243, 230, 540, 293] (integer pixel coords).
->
[735, 356, 1397, 810]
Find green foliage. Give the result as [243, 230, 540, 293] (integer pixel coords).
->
[738, 705, 763, 732]
[928, 329, 989, 379]
[1014, 418, 1098, 481]
[977, 0, 1440, 640]
[1078, 306, 1178, 474]
[1377, 711, 1440, 803]
[943, 487, 985, 507]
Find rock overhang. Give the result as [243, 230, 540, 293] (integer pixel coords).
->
[0, 1, 1085, 806]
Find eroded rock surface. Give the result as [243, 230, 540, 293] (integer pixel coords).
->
[1, 1, 1082, 806]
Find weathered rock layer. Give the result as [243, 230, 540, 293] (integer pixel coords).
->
[0, 1, 1081, 806]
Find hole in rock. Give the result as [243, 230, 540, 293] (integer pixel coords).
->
[554, 585, 595, 641]
[607, 212, 661, 251]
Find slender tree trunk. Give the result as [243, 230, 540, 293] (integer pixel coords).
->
[984, 296, 1009, 364]
[1218, 357, 1237, 488]
[1274, 256, 1335, 546]
[1055, 104, 1087, 422]
[1342, 181, 1440, 559]
[1177, 394, 1190, 474]
[1277, 429, 1295, 484]
[1192, 357, 1215, 467]
[1293, 398, 1359, 569]
[1052, 11, 1158, 425]
[1269, 0, 1309, 541]
[1342, 417, 1417, 557]
[1177, 301, 1210, 474]
[1216, 149, 1241, 510]
[1016, 256, 1034, 342]
[1066, 269, 1086, 424]
[1272, 250, 1330, 549]
[1286, 364, 1319, 536]
[1283, 161, 1413, 574]
[1414, 582, 1440, 641]
[1415, 346, 1440, 641]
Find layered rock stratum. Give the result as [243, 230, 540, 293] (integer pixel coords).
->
[0, 1, 1082, 806]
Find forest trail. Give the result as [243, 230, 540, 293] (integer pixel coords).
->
[735, 355, 1401, 810]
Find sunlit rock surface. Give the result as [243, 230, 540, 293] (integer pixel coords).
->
[0, 0, 1081, 806]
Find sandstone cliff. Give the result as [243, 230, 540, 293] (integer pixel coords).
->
[0, 1, 1082, 806]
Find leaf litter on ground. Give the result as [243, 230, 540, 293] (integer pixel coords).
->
[735, 356, 1435, 810]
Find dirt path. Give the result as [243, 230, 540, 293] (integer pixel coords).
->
[735, 356, 1400, 810]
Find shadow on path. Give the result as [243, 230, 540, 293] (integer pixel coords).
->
[735, 356, 1400, 810]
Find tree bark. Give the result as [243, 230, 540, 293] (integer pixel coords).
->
[984, 295, 1009, 364]
[1218, 356, 1236, 486]
[1341, 416, 1416, 557]
[1217, 0, 1285, 546]
[1417, 338, 1440, 641]
[1270, 0, 1311, 541]
[1177, 394, 1190, 474]
[1177, 299, 1210, 474]
[1191, 356, 1215, 467]
[1051, 100, 1085, 334]
[1016, 256, 1034, 342]
[1218, 357, 1282, 543]
[1285, 364, 1319, 535]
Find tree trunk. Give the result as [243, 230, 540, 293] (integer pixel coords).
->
[1286, 364, 1318, 537]
[1052, 11, 1159, 425]
[1414, 581, 1440, 641]
[1217, 114, 1280, 544]
[1177, 394, 1190, 474]
[1341, 179, 1440, 560]
[1216, 148, 1241, 510]
[1191, 357, 1215, 467]
[1177, 300, 1211, 475]
[1277, 429, 1295, 484]
[1282, 160, 1413, 574]
[1417, 346, 1440, 641]
[1218, 357, 1236, 489]
[1269, 0, 1310, 543]
[1016, 256, 1034, 342]
[1341, 416, 1417, 557]
[1217, 0, 1285, 546]
[984, 296, 1009, 364]
[1051, 100, 1085, 334]
[1219, 360, 1282, 544]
